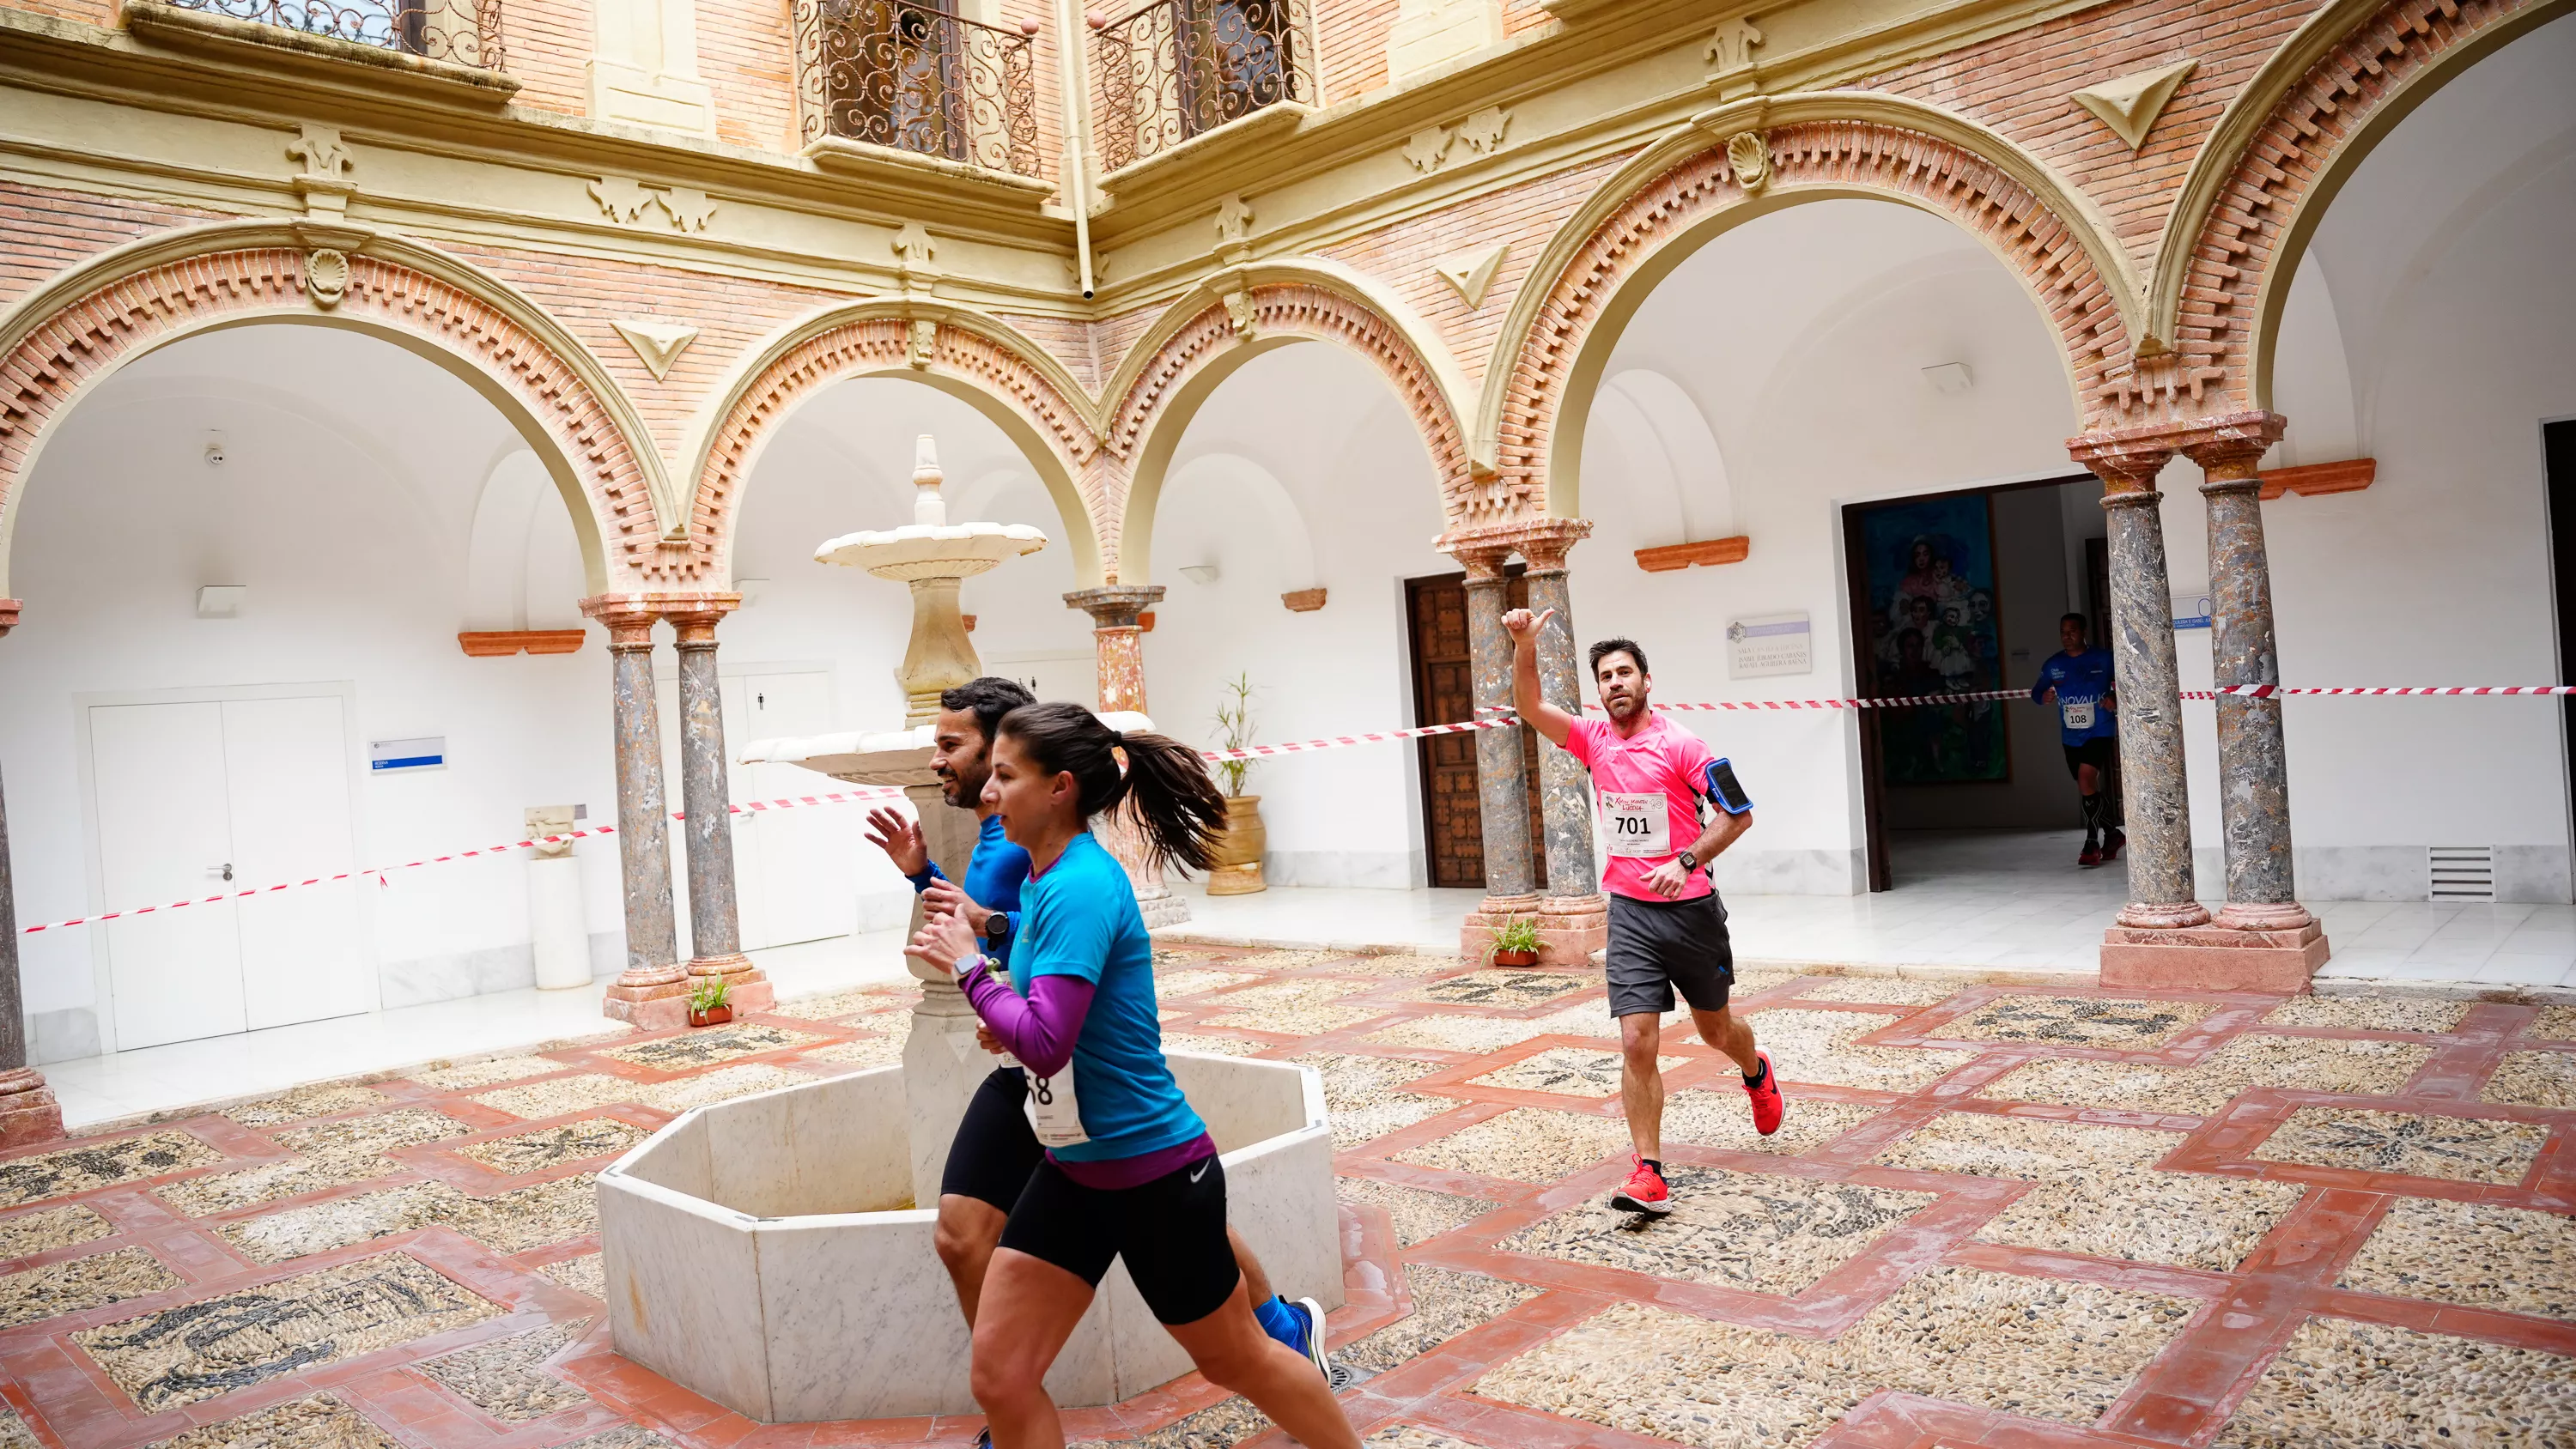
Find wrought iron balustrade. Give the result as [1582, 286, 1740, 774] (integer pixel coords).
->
[161, 0, 503, 68]
[1087, 0, 1312, 171]
[797, 0, 1046, 179]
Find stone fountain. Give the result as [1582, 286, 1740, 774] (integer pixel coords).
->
[596, 438, 1342, 1422]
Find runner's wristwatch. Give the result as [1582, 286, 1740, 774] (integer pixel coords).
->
[1676, 849, 1700, 870]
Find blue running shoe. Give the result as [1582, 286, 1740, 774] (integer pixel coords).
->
[1288, 1296, 1329, 1375]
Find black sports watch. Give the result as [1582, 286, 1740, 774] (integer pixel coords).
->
[983, 911, 1012, 943]
[1676, 849, 1700, 871]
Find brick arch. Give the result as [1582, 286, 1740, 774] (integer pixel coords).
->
[2155, 0, 2573, 412]
[1488, 117, 2139, 517]
[1104, 275, 1475, 581]
[0, 231, 670, 595]
[685, 305, 1106, 587]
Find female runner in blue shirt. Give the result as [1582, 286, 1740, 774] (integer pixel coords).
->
[907, 701, 1358, 1449]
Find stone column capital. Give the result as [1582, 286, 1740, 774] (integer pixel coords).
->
[0, 599, 20, 637]
[1064, 584, 1165, 629]
[1436, 517, 1595, 574]
[2184, 411, 2287, 488]
[1511, 518, 1595, 573]
[663, 594, 743, 646]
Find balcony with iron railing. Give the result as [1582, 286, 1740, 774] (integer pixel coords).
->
[143, 0, 504, 70]
[1086, 0, 1313, 173]
[795, 0, 1049, 181]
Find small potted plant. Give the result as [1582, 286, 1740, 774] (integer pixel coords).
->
[687, 974, 732, 1028]
[1489, 915, 1542, 968]
[1207, 672, 1267, 896]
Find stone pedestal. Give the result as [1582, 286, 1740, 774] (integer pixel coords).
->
[0, 1070, 63, 1149]
[2101, 920, 2329, 993]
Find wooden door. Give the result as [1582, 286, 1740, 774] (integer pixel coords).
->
[1405, 572, 1547, 891]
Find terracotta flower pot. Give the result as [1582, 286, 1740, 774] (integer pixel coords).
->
[1491, 948, 1540, 968]
[1207, 795, 1267, 895]
[688, 1004, 732, 1028]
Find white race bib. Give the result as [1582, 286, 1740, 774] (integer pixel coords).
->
[1022, 1066, 1090, 1148]
[1600, 791, 1671, 858]
[2061, 700, 2096, 731]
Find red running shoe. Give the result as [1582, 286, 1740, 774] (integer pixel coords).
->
[1744, 1049, 1784, 1136]
[2101, 828, 2126, 861]
[2078, 841, 2105, 869]
[1609, 1155, 1673, 1216]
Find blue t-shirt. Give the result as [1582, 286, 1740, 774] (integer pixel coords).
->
[2032, 648, 2118, 744]
[912, 812, 1030, 968]
[1012, 832, 1204, 1163]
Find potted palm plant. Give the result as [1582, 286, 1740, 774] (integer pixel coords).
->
[1207, 672, 1267, 895]
[1489, 915, 1542, 968]
[687, 974, 732, 1028]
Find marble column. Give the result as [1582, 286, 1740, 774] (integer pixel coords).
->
[0, 601, 65, 1147]
[667, 600, 773, 1014]
[586, 598, 689, 1027]
[2186, 415, 2309, 927]
[1064, 583, 1188, 926]
[2066, 432, 2206, 932]
[1452, 543, 1540, 960]
[1515, 521, 1607, 966]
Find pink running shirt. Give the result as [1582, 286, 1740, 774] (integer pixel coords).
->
[1562, 713, 1716, 902]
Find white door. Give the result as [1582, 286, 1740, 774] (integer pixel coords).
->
[222, 696, 367, 1029]
[91, 702, 248, 1051]
[88, 694, 367, 1051]
[734, 670, 852, 949]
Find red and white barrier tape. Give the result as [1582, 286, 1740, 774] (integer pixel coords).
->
[25, 685, 2571, 933]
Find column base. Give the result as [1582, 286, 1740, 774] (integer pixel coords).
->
[1137, 887, 1192, 929]
[1537, 894, 1607, 967]
[0, 1069, 64, 1149]
[2099, 921, 2330, 994]
[689, 954, 774, 1014]
[604, 967, 693, 1030]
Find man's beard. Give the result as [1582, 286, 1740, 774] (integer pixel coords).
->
[938, 769, 979, 806]
[1605, 691, 1645, 720]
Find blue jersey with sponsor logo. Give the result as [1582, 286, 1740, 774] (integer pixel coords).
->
[2032, 648, 2117, 745]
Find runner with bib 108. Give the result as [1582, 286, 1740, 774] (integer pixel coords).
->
[1503, 608, 1783, 1216]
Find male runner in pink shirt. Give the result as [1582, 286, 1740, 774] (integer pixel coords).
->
[1504, 608, 1783, 1215]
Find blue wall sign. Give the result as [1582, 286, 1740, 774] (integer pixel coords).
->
[371, 736, 446, 772]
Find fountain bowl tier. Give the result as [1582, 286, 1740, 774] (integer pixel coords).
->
[814, 521, 1045, 581]
[597, 1052, 1340, 1422]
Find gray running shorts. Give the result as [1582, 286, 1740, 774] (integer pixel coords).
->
[1606, 891, 1735, 1018]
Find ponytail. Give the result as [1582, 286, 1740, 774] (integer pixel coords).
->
[997, 700, 1226, 874]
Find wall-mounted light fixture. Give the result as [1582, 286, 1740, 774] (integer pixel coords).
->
[196, 585, 246, 618]
[1922, 362, 1974, 396]
[1178, 563, 1221, 585]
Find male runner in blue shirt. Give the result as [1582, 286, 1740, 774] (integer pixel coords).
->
[2031, 612, 2125, 869]
[862, 680, 1324, 1437]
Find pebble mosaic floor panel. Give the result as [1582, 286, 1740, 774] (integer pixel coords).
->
[0, 949, 2567, 1448]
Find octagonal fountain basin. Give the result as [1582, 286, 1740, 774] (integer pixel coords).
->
[597, 1052, 1338, 1422]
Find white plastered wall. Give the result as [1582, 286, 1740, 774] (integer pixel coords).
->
[1139, 342, 1451, 889]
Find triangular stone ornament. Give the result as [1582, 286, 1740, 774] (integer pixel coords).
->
[2071, 58, 2197, 151]
[1434, 243, 1510, 310]
[611, 318, 700, 381]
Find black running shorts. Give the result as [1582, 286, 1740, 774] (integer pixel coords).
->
[939, 1065, 1046, 1212]
[2062, 737, 2117, 781]
[998, 1151, 1240, 1325]
[1606, 891, 1735, 1018]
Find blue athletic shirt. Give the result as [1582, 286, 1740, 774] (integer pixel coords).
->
[1012, 831, 1204, 1163]
[909, 812, 1030, 969]
[2032, 647, 2118, 745]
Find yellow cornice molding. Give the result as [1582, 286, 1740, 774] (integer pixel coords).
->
[0, 217, 681, 538]
[1467, 93, 2148, 470]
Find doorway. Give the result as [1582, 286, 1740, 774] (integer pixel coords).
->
[1404, 570, 1546, 890]
[2548, 419, 2576, 853]
[83, 688, 371, 1051]
[1841, 475, 2111, 892]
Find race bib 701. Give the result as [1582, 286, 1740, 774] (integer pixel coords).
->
[1600, 791, 1670, 858]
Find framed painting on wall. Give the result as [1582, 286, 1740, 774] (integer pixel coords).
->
[1855, 493, 2008, 785]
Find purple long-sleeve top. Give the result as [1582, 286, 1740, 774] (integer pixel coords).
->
[958, 956, 1091, 1076]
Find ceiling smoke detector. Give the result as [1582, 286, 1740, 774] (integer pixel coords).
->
[1922, 363, 1974, 396]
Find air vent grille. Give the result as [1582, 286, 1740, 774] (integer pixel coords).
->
[2428, 846, 2496, 902]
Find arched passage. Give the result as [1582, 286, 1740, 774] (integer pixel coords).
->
[1103, 263, 1477, 583]
[680, 302, 1106, 588]
[2153, 0, 2576, 411]
[1482, 99, 2142, 518]
[0, 227, 668, 597]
